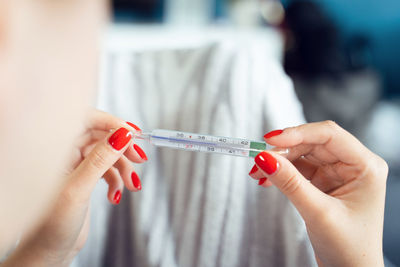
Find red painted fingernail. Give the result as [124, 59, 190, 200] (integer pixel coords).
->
[255, 152, 279, 175]
[126, 122, 141, 132]
[258, 178, 267, 185]
[131, 171, 142, 190]
[249, 165, 258, 175]
[134, 144, 148, 161]
[108, 128, 132, 151]
[114, 190, 121, 204]
[264, 129, 283, 139]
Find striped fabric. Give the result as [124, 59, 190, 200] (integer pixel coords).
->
[73, 28, 316, 267]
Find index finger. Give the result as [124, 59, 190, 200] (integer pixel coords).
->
[85, 109, 140, 133]
[265, 121, 371, 165]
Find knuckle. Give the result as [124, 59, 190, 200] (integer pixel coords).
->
[322, 120, 345, 142]
[362, 153, 389, 187]
[60, 187, 75, 204]
[323, 120, 339, 130]
[280, 173, 302, 196]
[379, 157, 389, 175]
[88, 149, 109, 170]
[374, 155, 389, 180]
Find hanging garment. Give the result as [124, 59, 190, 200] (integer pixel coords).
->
[73, 26, 316, 267]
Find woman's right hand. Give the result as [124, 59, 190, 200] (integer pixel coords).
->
[2, 110, 146, 267]
[249, 121, 388, 267]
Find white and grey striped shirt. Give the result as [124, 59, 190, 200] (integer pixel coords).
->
[73, 26, 316, 267]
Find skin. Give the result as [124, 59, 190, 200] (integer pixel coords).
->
[250, 121, 388, 267]
[0, 0, 107, 257]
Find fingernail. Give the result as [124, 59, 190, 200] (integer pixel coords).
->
[131, 171, 142, 190]
[249, 165, 258, 175]
[134, 144, 148, 161]
[255, 151, 279, 175]
[108, 128, 132, 151]
[114, 190, 121, 204]
[258, 177, 267, 185]
[264, 129, 283, 139]
[126, 122, 141, 132]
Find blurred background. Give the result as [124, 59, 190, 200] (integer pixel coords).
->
[107, 0, 399, 265]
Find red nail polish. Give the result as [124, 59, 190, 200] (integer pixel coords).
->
[255, 152, 278, 175]
[264, 129, 283, 139]
[131, 171, 142, 190]
[249, 165, 258, 175]
[114, 190, 121, 204]
[126, 122, 141, 132]
[258, 178, 267, 185]
[108, 128, 132, 151]
[134, 144, 148, 161]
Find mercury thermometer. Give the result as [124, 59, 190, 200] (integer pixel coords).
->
[134, 129, 288, 158]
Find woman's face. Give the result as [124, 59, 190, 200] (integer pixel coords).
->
[0, 0, 107, 253]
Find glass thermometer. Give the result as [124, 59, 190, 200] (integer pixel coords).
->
[133, 129, 288, 158]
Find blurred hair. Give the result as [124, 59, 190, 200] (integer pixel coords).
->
[283, 0, 346, 79]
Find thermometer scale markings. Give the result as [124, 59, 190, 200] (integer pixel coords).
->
[150, 132, 262, 156]
[136, 129, 274, 158]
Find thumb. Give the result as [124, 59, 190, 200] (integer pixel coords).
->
[67, 127, 133, 199]
[255, 151, 329, 220]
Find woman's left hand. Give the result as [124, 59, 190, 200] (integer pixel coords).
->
[3, 109, 147, 266]
[249, 121, 387, 266]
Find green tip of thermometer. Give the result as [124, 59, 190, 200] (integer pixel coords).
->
[133, 129, 288, 158]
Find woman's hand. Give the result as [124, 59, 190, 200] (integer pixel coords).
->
[249, 121, 388, 267]
[3, 109, 147, 267]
